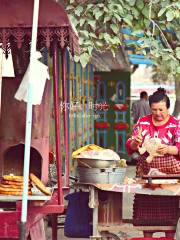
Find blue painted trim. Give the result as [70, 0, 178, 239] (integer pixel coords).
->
[128, 54, 146, 59]
[121, 27, 175, 37]
[123, 39, 144, 46]
[129, 57, 154, 65]
[120, 28, 144, 37]
[164, 28, 175, 34]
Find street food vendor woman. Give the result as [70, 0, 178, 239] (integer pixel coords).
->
[127, 87, 180, 175]
[126, 88, 180, 237]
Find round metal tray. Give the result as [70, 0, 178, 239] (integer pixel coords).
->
[77, 158, 117, 168]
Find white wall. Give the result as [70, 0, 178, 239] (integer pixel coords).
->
[131, 65, 175, 114]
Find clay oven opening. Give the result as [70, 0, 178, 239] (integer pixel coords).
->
[3, 144, 41, 178]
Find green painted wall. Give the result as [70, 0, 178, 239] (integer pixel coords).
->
[94, 70, 131, 161]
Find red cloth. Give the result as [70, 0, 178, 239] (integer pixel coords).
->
[113, 123, 128, 130]
[136, 154, 180, 176]
[94, 122, 109, 129]
[126, 114, 180, 175]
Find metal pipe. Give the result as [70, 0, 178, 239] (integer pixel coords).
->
[61, 48, 69, 187]
[53, 40, 63, 205]
[20, 0, 39, 239]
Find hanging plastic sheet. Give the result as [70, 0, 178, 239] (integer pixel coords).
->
[14, 51, 50, 105]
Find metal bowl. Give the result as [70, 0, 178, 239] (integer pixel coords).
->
[77, 158, 117, 168]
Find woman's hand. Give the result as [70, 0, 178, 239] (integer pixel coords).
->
[156, 144, 169, 155]
[156, 144, 178, 156]
[130, 128, 143, 150]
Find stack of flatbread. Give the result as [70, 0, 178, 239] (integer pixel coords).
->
[0, 173, 51, 196]
[0, 175, 32, 196]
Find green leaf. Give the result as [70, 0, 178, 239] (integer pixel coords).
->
[110, 24, 119, 34]
[97, 3, 104, 8]
[123, 15, 133, 27]
[87, 4, 93, 10]
[88, 20, 96, 29]
[79, 30, 89, 38]
[110, 36, 121, 45]
[79, 18, 86, 27]
[66, 6, 74, 11]
[115, 4, 124, 13]
[95, 11, 103, 20]
[131, 7, 140, 19]
[175, 47, 180, 60]
[99, 33, 104, 40]
[95, 41, 104, 47]
[80, 53, 90, 68]
[136, 0, 144, 10]
[142, 6, 149, 19]
[103, 15, 111, 23]
[175, 10, 180, 18]
[107, 3, 115, 11]
[89, 32, 97, 38]
[158, 8, 166, 17]
[166, 10, 175, 22]
[88, 46, 93, 55]
[74, 55, 80, 63]
[144, 19, 150, 28]
[69, 16, 78, 27]
[128, 0, 136, 6]
[114, 13, 121, 21]
[103, 6, 109, 13]
[75, 6, 83, 17]
[177, 66, 180, 74]
[103, 33, 111, 43]
[79, 37, 84, 45]
[83, 40, 93, 46]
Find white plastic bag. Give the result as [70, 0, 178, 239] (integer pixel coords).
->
[14, 51, 50, 105]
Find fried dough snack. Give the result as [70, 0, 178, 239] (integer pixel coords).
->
[0, 184, 31, 190]
[0, 175, 32, 196]
[30, 173, 51, 196]
[0, 190, 32, 196]
[1, 180, 24, 186]
[2, 175, 25, 182]
[72, 144, 103, 158]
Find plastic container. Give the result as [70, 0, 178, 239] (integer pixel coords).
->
[76, 166, 126, 184]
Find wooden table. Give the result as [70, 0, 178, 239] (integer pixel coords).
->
[75, 182, 180, 240]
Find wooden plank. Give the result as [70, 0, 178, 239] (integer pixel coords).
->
[0, 195, 51, 202]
